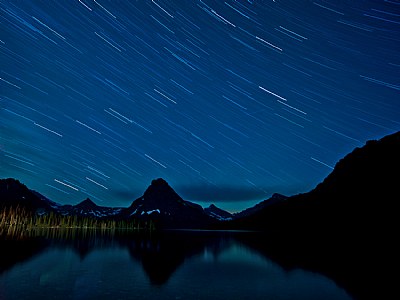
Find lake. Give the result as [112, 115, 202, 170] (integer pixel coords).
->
[0, 229, 353, 300]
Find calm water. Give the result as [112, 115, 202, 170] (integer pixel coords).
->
[0, 230, 352, 300]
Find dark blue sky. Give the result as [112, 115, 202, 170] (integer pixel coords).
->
[1, 0, 399, 212]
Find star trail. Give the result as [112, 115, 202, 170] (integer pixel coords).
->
[1, 0, 399, 212]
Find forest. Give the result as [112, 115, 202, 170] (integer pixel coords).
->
[0, 206, 156, 238]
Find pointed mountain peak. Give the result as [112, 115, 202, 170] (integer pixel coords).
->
[76, 198, 97, 209]
[125, 178, 182, 211]
[144, 178, 177, 198]
[150, 178, 169, 187]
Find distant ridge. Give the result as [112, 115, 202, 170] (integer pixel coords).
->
[57, 198, 122, 218]
[204, 204, 233, 221]
[75, 198, 98, 210]
[0, 178, 217, 228]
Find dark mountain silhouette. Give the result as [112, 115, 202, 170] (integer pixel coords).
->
[0, 180, 122, 219]
[119, 178, 216, 228]
[231, 130, 399, 233]
[75, 198, 98, 210]
[0, 178, 54, 212]
[233, 193, 287, 219]
[228, 130, 400, 300]
[204, 204, 233, 220]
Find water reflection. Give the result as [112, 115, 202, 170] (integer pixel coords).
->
[0, 229, 353, 300]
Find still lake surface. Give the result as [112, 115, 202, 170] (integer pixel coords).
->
[0, 229, 352, 300]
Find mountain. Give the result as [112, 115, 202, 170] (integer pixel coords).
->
[204, 204, 233, 221]
[119, 178, 216, 228]
[0, 179, 122, 218]
[230, 130, 400, 300]
[233, 193, 287, 219]
[0, 177, 215, 228]
[233, 130, 400, 233]
[0, 178, 54, 212]
[57, 198, 122, 218]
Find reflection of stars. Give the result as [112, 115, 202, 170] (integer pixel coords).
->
[1, 0, 399, 212]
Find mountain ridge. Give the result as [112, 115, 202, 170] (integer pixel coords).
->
[0, 177, 223, 228]
[1, 130, 399, 231]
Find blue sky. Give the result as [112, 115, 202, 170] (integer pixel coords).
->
[1, 0, 399, 212]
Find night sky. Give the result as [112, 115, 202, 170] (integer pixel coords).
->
[1, 1, 399, 212]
